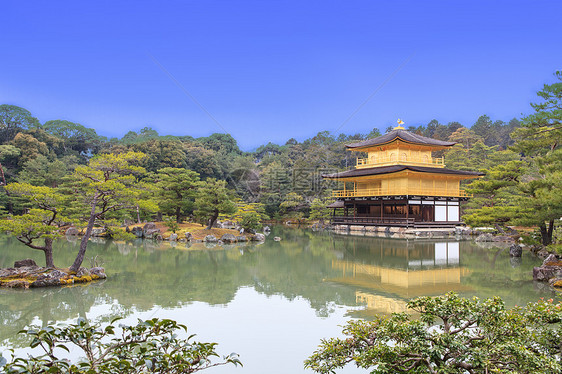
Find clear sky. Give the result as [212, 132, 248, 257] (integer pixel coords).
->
[2, 0, 561, 150]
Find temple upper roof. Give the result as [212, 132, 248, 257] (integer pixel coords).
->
[346, 128, 456, 150]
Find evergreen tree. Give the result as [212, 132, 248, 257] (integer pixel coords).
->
[65, 151, 153, 272]
[153, 167, 200, 223]
[510, 71, 562, 244]
[194, 178, 236, 229]
[0, 183, 68, 267]
[463, 159, 525, 228]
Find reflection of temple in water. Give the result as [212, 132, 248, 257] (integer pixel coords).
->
[327, 238, 471, 316]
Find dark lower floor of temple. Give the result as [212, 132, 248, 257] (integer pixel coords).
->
[329, 197, 466, 228]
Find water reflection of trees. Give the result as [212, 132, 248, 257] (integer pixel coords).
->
[0, 229, 550, 346]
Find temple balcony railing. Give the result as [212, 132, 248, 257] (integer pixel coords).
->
[356, 157, 445, 169]
[332, 187, 472, 198]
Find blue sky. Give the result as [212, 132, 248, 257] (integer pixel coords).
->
[1, 0, 561, 150]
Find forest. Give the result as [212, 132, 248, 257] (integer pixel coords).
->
[0, 71, 561, 250]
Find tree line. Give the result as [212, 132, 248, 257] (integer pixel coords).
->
[0, 105, 523, 221]
[0, 70, 561, 268]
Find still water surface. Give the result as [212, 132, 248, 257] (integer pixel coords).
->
[0, 227, 553, 373]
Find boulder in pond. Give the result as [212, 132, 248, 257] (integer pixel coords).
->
[185, 232, 193, 241]
[236, 235, 247, 242]
[222, 221, 236, 229]
[549, 278, 562, 289]
[169, 233, 178, 241]
[543, 254, 562, 266]
[475, 233, 493, 242]
[4, 279, 31, 288]
[273, 236, 281, 241]
[144, 228, 161, 239]
[14, 259, 37, 268]
[143, 222, 157, 232]
[131, 226, 144, 238]
[76, 267, 91, 277]
[31, 275, 61, 288]
[90, 267, 107, 279]
[221, 233, 236, 243]
[65, 227, 79, 236]
[533, 266, 562, 282]
[91, 227, 107, 237]
[492, 235, 515, 243]
[204, 235, 217, 243]
[537, 249, 551, 260]
[252, 233, 266, 241]
[509, 244, 522, 257]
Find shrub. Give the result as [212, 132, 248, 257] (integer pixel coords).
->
[305, 293, 562, 374]
[1, 318, 241, 373]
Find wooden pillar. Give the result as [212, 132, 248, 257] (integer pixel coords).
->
[406, 201, 409, 227]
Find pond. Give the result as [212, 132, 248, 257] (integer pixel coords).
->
[0, 227, 554, 373]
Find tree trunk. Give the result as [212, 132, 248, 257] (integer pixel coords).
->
[206, 209, 219, 230]
[70, 194, 98, 272]
[176, 206, 181, 223]
[539, 223, 553, 246]
[44, 237, 55, 268]
[136, 205, 141, 224]
[547, 219, 555, 243]
[494, 223, 506, 234]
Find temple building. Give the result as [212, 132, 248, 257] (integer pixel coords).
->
[323, 125, 483, 228]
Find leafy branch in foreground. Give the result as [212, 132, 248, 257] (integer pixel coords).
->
[1, 318, 241, 374]
[305, 293, 562, 374]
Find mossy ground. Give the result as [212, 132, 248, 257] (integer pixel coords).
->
[0, 268, 104, 289]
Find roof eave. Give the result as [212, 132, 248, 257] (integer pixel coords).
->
[346, 136, 456, 150]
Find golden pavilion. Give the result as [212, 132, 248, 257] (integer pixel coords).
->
[323, 125, 483, 227]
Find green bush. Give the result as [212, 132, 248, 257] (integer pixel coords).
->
[240, 210, 261, 231]
[164, 216, 179, 233]
[1, 318, 241, 373]
[306, 293, 562, 374]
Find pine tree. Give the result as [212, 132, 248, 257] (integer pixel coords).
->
[194, 178, 236, 230]
[153, 167, 200, 223]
